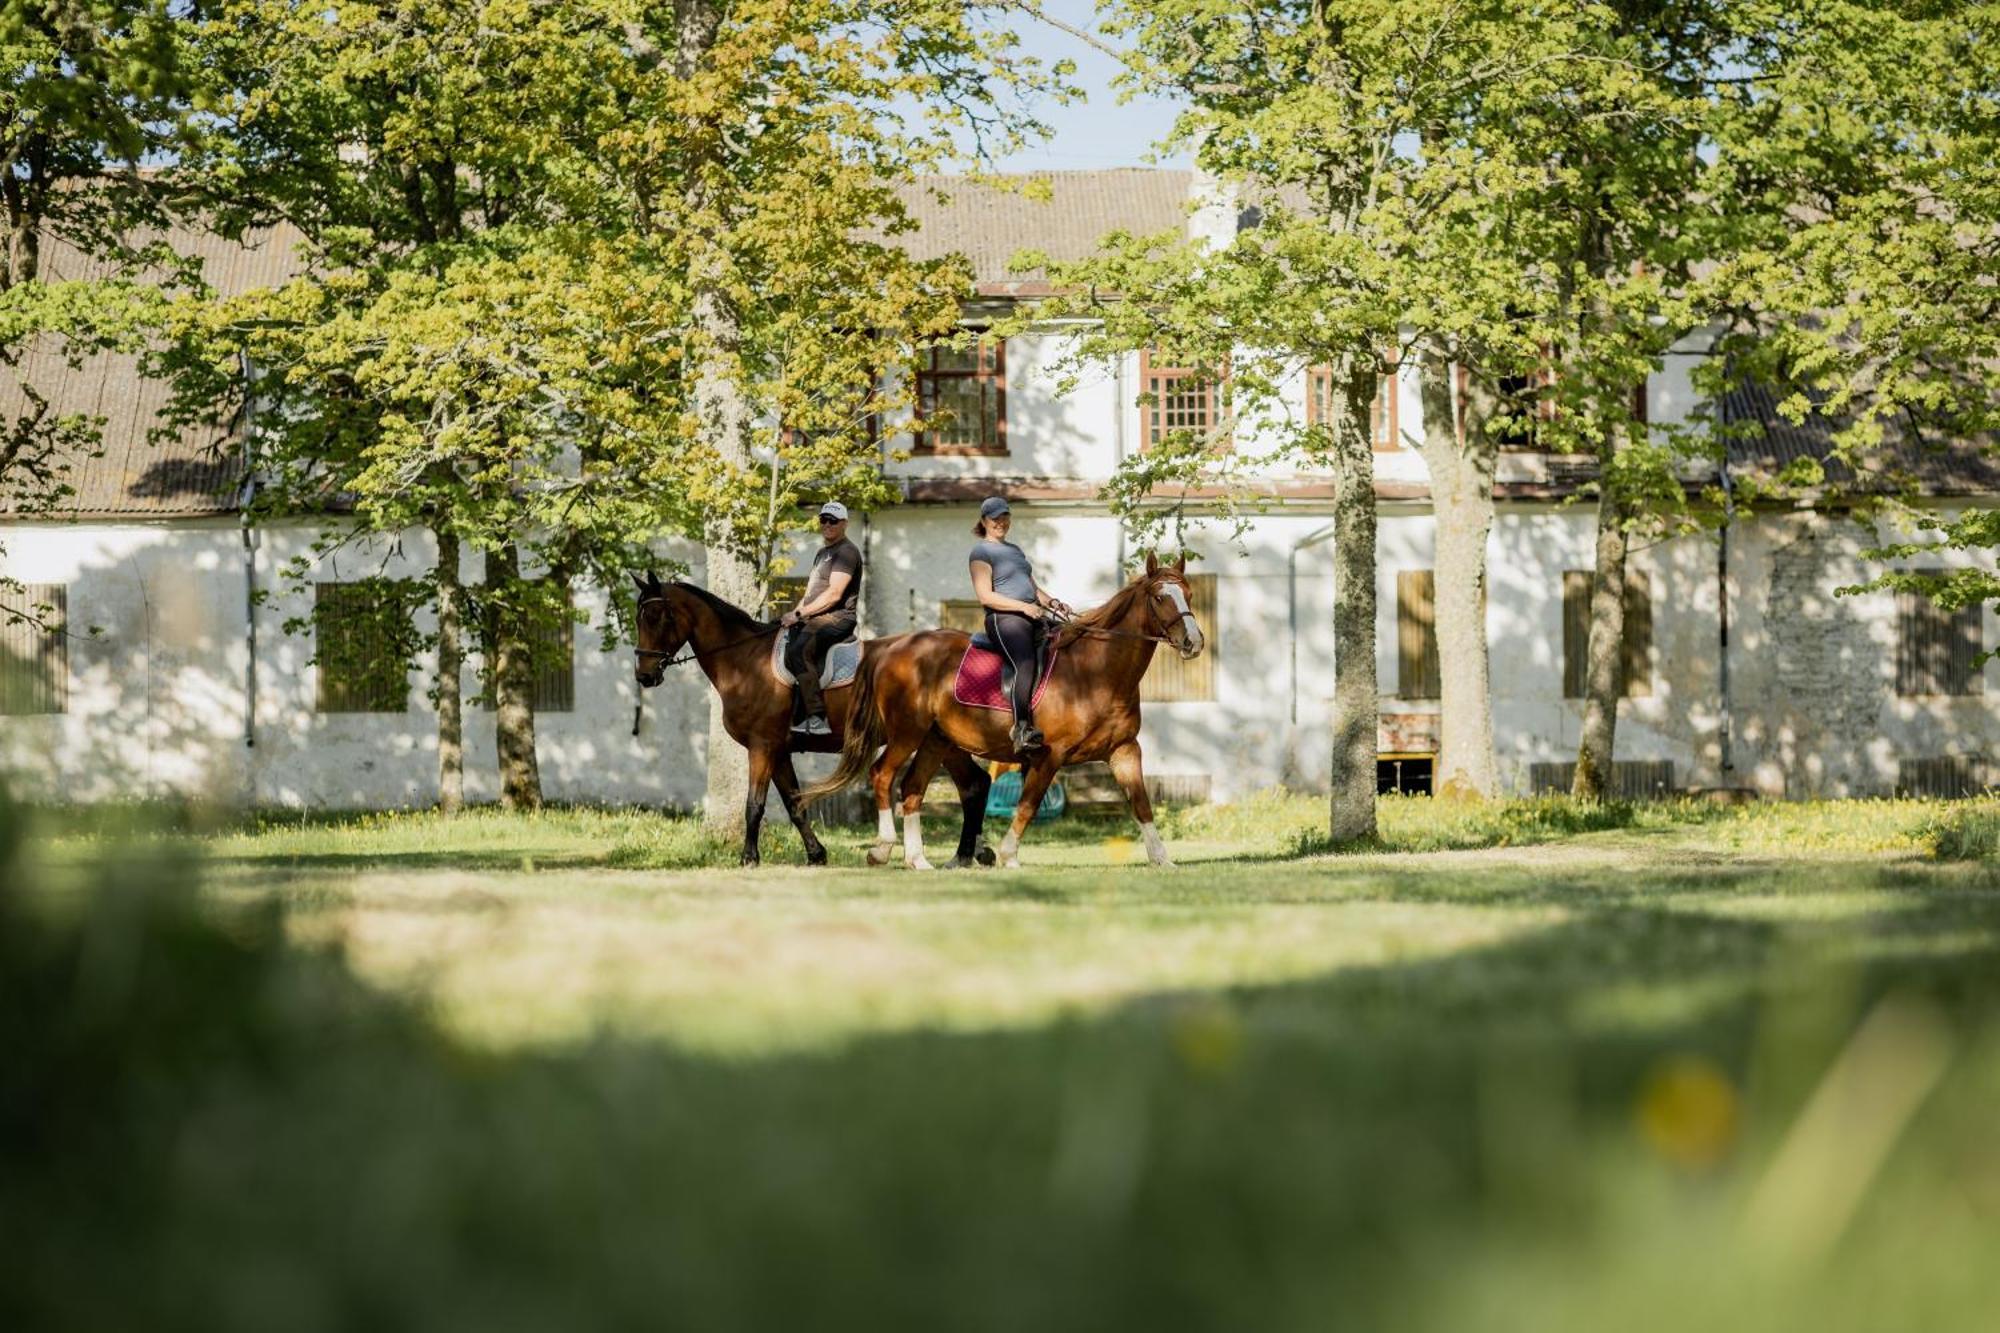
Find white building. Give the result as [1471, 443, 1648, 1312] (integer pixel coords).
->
[4, 169, 1997, 809]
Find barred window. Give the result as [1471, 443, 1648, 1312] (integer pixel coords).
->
[1897, 586, 1982, 697]
[1306, 363, 1399, 450]
[1396, 570, 1440, 700]
[315, 582, 411, 713]
[915, 338, 1006, 454]
[768, 576, 809, 620]
[1141, 574, 1217, 702]
[1140, 350, 1227, 451]
[479, 584, 575, 713]
[1563, 569, 1653, 699]
[938, 598, 986, 634]
[0, 582, 68, 715]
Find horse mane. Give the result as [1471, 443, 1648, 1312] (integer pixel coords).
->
[1054, 574, 1151, 649]
[670, 580, 769, 633]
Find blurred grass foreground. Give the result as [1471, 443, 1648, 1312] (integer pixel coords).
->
[6, 790, 2000, 1331]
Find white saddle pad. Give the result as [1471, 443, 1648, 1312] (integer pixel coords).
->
[771, 631, 863, 689]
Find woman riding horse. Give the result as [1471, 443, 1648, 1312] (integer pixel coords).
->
[968, 495, 1072, 753]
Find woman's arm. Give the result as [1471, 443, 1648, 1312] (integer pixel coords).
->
[971, 560, 1041, 617]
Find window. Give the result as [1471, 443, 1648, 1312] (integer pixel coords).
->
[1562, 569, 1653, 699]
[479, 584, 575, 713]
[938, 598, 986, 634]
[1307, 363, 1399, 450]
[315, 582, 411, 713]
[915, 337, 1006, 454]
[1898, 756, 1985, 798]
[768, 576, 809, 620]
[1141, 574, 1217, 702]
[1396, 570, 1441, 700]
[1493, 349, 1560, 450]
[1897, 587, 1982, 697]
[1140, 350, 1227, 451]
[0, 582, 68, 715]
[1378, 754, 1434, 796]
[1529, 760, 1675, 799]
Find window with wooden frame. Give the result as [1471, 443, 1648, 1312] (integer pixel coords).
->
[1562, 570, 1654, 699]
[0, 582, 68, 715]
[938, 598, 987, 635]
[315, 582, 411, 713]
[767, 576, 809, 620]
[478, 584, 576, 714]
[1396, 570, 1441, 700]
[1141, 574, 1218, 702]
[1896, 585, 1983, 697]
[1494, 345, 1561, 450]
[1307, 362, 1399, 450]
[1139, 350, 1228, 451]
[914, 336, 1006, 454]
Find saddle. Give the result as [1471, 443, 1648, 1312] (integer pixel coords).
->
[952, 627, 1058, 713]
[770, 629, 862, 691]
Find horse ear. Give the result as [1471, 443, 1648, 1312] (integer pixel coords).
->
[646, 570, 664, 594]
[1173, 552, 1187, 574]
[631, 573, 649, 595]
[1145, 551, 1160, 577]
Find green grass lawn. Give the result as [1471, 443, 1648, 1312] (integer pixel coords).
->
[8, 793, 2000, 1331]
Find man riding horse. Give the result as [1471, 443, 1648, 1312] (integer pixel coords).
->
[779, 500, 862, 736]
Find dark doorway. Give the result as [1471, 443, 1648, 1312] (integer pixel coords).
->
[1377, 754, 1434, 796]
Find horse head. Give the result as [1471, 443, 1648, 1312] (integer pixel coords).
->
[631, 571, 682, 688]
[1142, 552, 1206, 660]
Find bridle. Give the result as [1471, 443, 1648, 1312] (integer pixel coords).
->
[634, 594, 782, 672]
[1056, 580, 1203, 660]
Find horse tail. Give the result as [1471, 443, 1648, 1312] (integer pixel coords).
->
[801, 647, 885, 807]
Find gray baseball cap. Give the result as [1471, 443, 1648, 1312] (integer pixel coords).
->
[818, 501, 849, 522]
[978, 495, 1011, 520]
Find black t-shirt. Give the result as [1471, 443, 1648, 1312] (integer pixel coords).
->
[804, 537, 862, 616]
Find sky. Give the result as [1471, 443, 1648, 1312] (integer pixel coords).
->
[983, 0, 1191, 172]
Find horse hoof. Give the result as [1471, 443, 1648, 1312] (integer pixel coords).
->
[945, 856, 973, 870]
[866, 843, 894, 867]
[975, 846, 997, 867]
[906, 857, 935, 872]
[806, 847, 829, 867]
[740, 855, 760, 868]
[1001, 856, 1021, 870]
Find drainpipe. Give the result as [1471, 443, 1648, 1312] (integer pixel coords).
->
[1113, 349, 1128, 578]
[1717, 452, 1734, 774]
[1288, 521, 1338, 724]
[238, 351, 258, 749]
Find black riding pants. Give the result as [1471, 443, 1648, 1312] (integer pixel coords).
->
[786, 611, 855, 716]
[985, 610, 1043, 726]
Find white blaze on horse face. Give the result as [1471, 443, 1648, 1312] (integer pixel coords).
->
[1163, 582, 1203, 655]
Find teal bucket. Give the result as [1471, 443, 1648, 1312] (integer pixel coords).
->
[986, 770, 1066, 821]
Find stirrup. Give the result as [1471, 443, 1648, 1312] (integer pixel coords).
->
[1011, 720, 1045, 753]
[794, 714, 832, 736]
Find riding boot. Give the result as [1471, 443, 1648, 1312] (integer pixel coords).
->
[1011, 711, 1045, 754]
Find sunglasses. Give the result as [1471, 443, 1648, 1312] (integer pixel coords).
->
[818, 515, 843, 525]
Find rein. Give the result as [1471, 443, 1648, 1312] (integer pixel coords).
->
[636, 595, 783, 669]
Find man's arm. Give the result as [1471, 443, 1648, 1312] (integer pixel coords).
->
[788, 569, 852, 621]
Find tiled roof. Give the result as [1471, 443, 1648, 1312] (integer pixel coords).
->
[1, 222, 306, 517]
[1720, 380, 2000, 497]
[887, 169, 1194, 292]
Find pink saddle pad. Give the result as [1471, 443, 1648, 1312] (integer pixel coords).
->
[952, 642, 1058, 712]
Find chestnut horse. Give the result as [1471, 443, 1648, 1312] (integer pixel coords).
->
[631, 575, 993, 868]
[804, 554, 1205, 868]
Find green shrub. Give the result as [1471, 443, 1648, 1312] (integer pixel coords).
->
[1917, 802, 2000, 861]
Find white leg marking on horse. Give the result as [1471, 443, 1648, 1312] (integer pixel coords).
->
[998, 829, 1021, 869]
[1139, 820, 1173, 867]
[904, 809, 933, 871]
[877, 808, 896, 842]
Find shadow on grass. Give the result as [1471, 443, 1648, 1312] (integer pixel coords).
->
[12, 791, 2000, 1332]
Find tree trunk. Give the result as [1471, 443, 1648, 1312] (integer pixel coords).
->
[491, 541, 543, 810]
[679, 0, 758, 838]
[1573, 482, 1630, 802]
[1328, 363, 1380, 844]
[435, 527, 465, 814]
[1413, 354, 1499, 799]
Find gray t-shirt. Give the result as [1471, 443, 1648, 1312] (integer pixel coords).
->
[803, 538, 862, 615]
[969, 539, 1038, 604]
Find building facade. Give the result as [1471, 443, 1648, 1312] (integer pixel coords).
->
[4, 170, 1997, 809]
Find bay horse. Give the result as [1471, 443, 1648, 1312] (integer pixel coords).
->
[803, 554, 1205, 868]
[631, 574, 993, 868]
